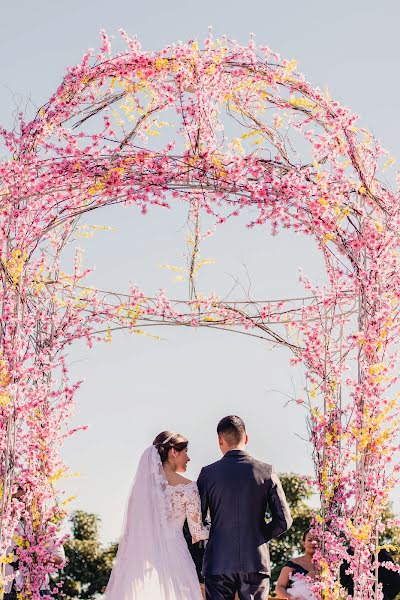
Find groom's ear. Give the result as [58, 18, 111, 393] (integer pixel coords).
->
[218, 434, 226, 451]
[245, 434, 249, 446]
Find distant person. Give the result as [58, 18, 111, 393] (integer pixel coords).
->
[4, 486, 65, 599]
[340, 547, 400, 600]
[275, 528, 317, 599]
[198, 415, 292, 600]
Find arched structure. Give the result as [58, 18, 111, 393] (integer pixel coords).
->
[0, 32, 399, 598]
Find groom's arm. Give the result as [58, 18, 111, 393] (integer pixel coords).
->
[263, 468, 293, 542]
[197, 468, 209, 525]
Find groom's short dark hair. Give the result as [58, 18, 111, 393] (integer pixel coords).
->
[217, 415, 246, 445]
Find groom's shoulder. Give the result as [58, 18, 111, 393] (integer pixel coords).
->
[251, 456, 274, 478]
[199, 457, 224, 476]
[200, 455, 273, 474]
[201, 458, 223, 471]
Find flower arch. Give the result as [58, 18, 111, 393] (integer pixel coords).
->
[0, 31, 399, 598]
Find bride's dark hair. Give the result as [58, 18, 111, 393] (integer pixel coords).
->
[153, 431, 188, 464]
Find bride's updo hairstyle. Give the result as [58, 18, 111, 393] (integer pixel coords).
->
[153, 431, 188, 464]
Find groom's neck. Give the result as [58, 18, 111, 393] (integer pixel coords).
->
[222, 444, 246, 455]
[219, 433, 249, 455]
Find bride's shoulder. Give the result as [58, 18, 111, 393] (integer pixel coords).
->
[176, 475, 193, 485]
[167, 473, 194, 487]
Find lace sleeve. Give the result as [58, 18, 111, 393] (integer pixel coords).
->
[185, 482, 209, 543]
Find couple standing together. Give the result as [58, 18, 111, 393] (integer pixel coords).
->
[105, 415, 293, 600]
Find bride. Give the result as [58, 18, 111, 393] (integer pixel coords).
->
[105, 431, 209, 600]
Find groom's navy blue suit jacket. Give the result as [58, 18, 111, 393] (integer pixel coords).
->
[197, 450, 292, 576]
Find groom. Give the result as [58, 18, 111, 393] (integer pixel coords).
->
[197, 415, 293, 600]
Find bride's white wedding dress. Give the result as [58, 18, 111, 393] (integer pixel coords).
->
[105, 446, 208, 600]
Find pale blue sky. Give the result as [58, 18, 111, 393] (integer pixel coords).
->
[1, 1, 399, 543]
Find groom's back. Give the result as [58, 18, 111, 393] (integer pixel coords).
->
[198, 449, 291, 577]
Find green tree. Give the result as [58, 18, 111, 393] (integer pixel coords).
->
[58, 479, 400, 598]
[268, 477, 400, 596]
[58, 477, 314, 597]
[267, 473, 314, 586]
[380, 503, 400, 563]
[58, 510, 117, 599]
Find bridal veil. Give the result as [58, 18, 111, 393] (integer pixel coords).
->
[105, 445, 180, 600]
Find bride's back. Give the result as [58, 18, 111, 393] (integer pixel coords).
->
[165, 481, 199, 532]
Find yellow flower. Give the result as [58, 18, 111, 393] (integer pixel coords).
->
[289, 96, 315, 109]
[155, 58, 168, 71]
[3, 249, 28, 286]
[0, 552, 16, 564]
[0, 391, 10, 407]
[105, 325, 112, 344]
[322, 233, 335, 243]
[383, 156, 396, 171]
[285, 59, 298, 73]
[49, 468, 67, 484]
